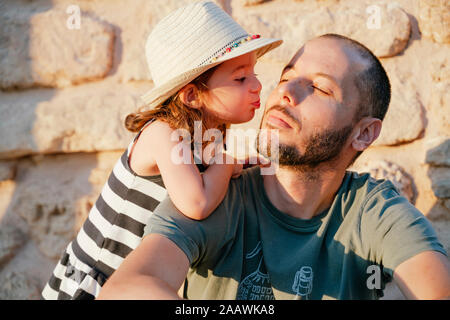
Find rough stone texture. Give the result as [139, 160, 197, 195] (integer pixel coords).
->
[351, 160, 415, 203]
[0, 225, 27, 268]
[425, 137, 450, 166]
[234, 0, 411, 63]
[0, 8, 115, 89]
[373, 76, 425, 146]
[0, 0, 448, 300]
[373, 59, 426, 146]
[9, 151, 121, 259]
[0, 271, 41, 300]
[431, 54, 450, 83]
[428, 55, 450, 137]
[0, 81, 151, 160]
[428, 84, 450, 136]
[71, 0, 195, 83]
[419, 0, 450, 44]
[0, 161, 17, 182]
[0, 235, 64, 296]
[75, 0, 154, 83]
[241, 0, 270, 6]
[428, 167, 450, 199]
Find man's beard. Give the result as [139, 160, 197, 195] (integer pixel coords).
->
[257, 124, 353, 173]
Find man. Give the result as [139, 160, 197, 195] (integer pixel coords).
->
[97, 34, 450, 300]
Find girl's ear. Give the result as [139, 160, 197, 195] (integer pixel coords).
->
[178, 84, 203, 109]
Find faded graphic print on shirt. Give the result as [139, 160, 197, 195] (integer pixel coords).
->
[236, 241, 275, 300]
[292, 266, 314, 300]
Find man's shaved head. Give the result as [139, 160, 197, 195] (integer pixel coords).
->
[317, 34, 391, 122]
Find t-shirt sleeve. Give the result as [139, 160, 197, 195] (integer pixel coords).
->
[143, 197, 203, 265]
[360, 183, 447, 279]
[143, 174, 245, 266]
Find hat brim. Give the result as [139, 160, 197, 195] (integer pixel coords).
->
[140, 37, 283, 111]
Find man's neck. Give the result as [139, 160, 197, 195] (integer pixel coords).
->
[262, 163, 347, 220]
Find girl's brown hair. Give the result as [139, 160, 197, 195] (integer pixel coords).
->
[125, 66, 224, 139]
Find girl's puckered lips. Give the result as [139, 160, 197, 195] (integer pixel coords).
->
[251, 100, 261, 108]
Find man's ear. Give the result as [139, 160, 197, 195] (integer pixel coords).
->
[351, 117, 382, 151]
[178, 84, 203, 109]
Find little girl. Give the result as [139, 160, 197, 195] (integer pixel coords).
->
[41, 1, 281, 300]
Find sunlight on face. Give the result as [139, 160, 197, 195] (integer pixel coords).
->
[202, 52, 262, 125]
[260, 37, 366, 168]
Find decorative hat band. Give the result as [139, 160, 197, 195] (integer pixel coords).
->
[198, 34, 261, 67]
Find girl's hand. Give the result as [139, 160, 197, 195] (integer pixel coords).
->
[231, 155, 271, 179]
[243, 155, 271, 169]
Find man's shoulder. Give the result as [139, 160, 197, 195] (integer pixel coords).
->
[343, 170, 424, 227]
[343, 172, 446, 278]
[338, 170, 417, 223]
[344, 170, 403, 205]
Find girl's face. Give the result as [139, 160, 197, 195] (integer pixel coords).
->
[201, 52, 262, 125]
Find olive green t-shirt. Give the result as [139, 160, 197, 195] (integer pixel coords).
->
[144, 167, 447, 300]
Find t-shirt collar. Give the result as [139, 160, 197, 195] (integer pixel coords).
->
[256, 167, 350, 232]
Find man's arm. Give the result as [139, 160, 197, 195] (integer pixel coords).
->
[394, 251, 450, 300]
[97, 234, 189, 300]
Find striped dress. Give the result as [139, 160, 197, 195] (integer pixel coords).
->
[41, 120, 176, 299]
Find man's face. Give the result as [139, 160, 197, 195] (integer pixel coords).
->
[260, 37, 367, 169]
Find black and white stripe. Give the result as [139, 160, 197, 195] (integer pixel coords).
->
[42, 120, 168, 300]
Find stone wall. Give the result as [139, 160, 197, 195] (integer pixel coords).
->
[0, 0, 448, 299]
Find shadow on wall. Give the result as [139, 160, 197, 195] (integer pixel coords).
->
[0, 0, 55, 158]
[0, 1, 122, 299]
[0, 0, 57, 300]
[398, 12, 421, 55]
[426, 139, 450, 221]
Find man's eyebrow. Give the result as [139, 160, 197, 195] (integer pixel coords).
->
[312, 72, 340, 86]
[281, 64, 293, 74]
[280, 67, 341, 87]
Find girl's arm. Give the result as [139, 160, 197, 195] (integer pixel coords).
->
[134, 120, 238, 220]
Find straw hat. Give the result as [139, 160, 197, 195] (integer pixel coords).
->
[140, 1, 282, 110]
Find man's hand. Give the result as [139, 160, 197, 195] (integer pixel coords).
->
[97, 234, 189, 300]
[394, 251, 450, 299]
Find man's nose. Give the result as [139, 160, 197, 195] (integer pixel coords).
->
[277, 80, 302, 106]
